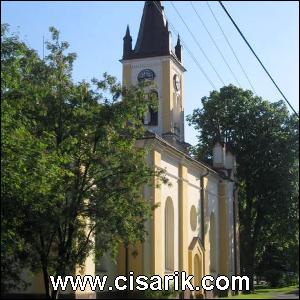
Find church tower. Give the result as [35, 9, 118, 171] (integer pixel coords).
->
[121, 1, 187, 150]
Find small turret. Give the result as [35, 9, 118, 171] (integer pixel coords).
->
[213, 140, 226, 169]
[225, 142, 236, 179]
[123, 25, 132, 59]
[213, 138, 237, 179]
[175, 34, 182, 62]
[225, 150, 234, 170]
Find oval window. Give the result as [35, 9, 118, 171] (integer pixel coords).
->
[190, 205, 197, 231]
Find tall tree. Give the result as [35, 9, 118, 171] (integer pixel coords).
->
[1, 25, 165, 299]
[1, 23, 51, 293]
[187, 84, 299, 290]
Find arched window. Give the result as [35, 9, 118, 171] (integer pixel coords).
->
[148, 90, 158, 125]
[165, 197, 174, 271]
[194, 254, 202, 287]
[209, 212, 217, 273]
[148, 105, 158, 125]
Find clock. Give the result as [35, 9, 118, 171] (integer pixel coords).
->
[137, 69, 155, 82]
[173, 74, 180, 92]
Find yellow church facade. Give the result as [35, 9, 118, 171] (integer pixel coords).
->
[96, 1, 240, 298]
[7, 1, 240, 299]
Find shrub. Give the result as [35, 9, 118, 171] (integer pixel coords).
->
[284, 272, 299, 286]
[264, 269, 285, 287]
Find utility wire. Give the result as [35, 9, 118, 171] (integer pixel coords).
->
[206, 1, 256, 94]
[170, 1, 225, 86]
[218, 1, 298, 117]
[152, 1, 217, 90]
[190, 1, 241, 88]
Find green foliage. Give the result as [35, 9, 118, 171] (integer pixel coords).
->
[264, 269, 285, 288]
[142, 286, 179, 299]
[187, 84, 299, 290]
[256, 240, 299, 279]
[1, 24, 165, 298]
[1, 23, 50, 293]
[284, 273, 299, 286]
[219, 285, 299, 299]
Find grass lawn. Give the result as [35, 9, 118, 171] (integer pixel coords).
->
[218, 285, 299, 299]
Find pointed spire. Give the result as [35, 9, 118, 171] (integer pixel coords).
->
[175, 34, 182, 62]
[176, 34, 181, 46]
[149, 1, 163, 11]
[133, 0, 170, 58]
[123, 25, 132, 59]
[125, 24, 130, 36]
[121, 1, 185, 66]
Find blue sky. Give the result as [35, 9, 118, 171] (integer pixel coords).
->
[2, 1, 299, 146]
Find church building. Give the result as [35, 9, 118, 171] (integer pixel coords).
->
[7, 1, 240, 299]
[94, 1, 240, 298]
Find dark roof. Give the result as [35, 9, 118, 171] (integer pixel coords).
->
[188, 237, 205, 252]
[122, 1, 181, 61]
[139, 130, 221, 176]
[134, 1, 169, 58]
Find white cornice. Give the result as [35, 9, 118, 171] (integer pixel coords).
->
[140, 134, 220, 179]
[120, 54, 186, 72]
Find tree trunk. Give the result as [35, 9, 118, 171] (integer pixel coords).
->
[42, 265, 51, 299]
[51, 259, 68, 300]
[50, 272, 63, 300]
[51, 285, 59, 300]
[239, 189, 263, 293]
[39, 235, 51, 299]
[245, 262, 255, 292]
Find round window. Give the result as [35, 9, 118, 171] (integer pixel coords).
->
[190, 205, 197, 231]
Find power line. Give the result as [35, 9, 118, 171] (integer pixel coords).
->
[170, 1, 226, 86]
[190, 1, 241, 88]
[218, 1, 298, 117]
[152, 1, 217, 90]
[206, 1, 256, 94]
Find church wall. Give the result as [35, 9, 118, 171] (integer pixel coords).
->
[226, 181, 235, 277]
[205, 176, 220, 277]
[140, 141, 156, 277]
[160, 151, 180, 274]
[162, 59, 172, 134]
[187, 167, 202, 247]
[128, 57, 164, 136]
[123, 55, 185, 141]
[171, 61, 185, 141]
[122, 62, 131, 86]
[143, 183, 153, 277]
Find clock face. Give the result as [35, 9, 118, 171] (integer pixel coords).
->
[173, 74, 180, 92]
[137, 69, 155, 82]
